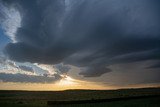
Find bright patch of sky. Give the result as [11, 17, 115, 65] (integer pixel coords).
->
[0, 28, 10, 50]
[0, 2, 21, 43]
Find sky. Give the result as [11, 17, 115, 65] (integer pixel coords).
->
[0, 0, 160, 90]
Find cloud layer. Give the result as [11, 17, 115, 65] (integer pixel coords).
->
[0, 73, 61, 83]
[1, 0, 160, 78]
[0, 56, 63, 83]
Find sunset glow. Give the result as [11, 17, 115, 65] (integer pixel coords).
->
[58, 75, 77, 86]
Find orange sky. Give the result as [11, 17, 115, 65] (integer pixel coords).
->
[0, 76, 159, 91]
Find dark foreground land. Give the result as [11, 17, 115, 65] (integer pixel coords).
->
[0, 87, 160, 107]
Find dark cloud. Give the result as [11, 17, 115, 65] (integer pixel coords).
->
[147, 62, 160, 69]
[54, 63, 71, 74]
[18, 65, 34, 73]
[1, 0, 160, 77]
[0, 73, 61, 83]
[79, 66, 111, 77]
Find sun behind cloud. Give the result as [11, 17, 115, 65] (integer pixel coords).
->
[58, 75, 77, 86]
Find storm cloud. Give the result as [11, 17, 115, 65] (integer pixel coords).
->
[1, 0, 160, 77]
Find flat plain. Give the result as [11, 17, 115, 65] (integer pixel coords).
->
[0, 87, 160, 107]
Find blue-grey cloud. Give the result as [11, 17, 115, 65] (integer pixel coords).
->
[0, 56, 5, 64]
[0, 73, 61, 83]
[54, 63, 71, 74]
[1, 0, 160, 78]
[18, 65, 34, 73]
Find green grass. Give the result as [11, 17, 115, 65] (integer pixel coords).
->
[0, 87, 160, 107]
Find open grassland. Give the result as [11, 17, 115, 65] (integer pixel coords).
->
[0, 87, 160, 107]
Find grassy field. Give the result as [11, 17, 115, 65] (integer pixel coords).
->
[0, 87, 160, 107]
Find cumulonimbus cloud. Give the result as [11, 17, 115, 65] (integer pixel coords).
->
[1, 0, 160, 77]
